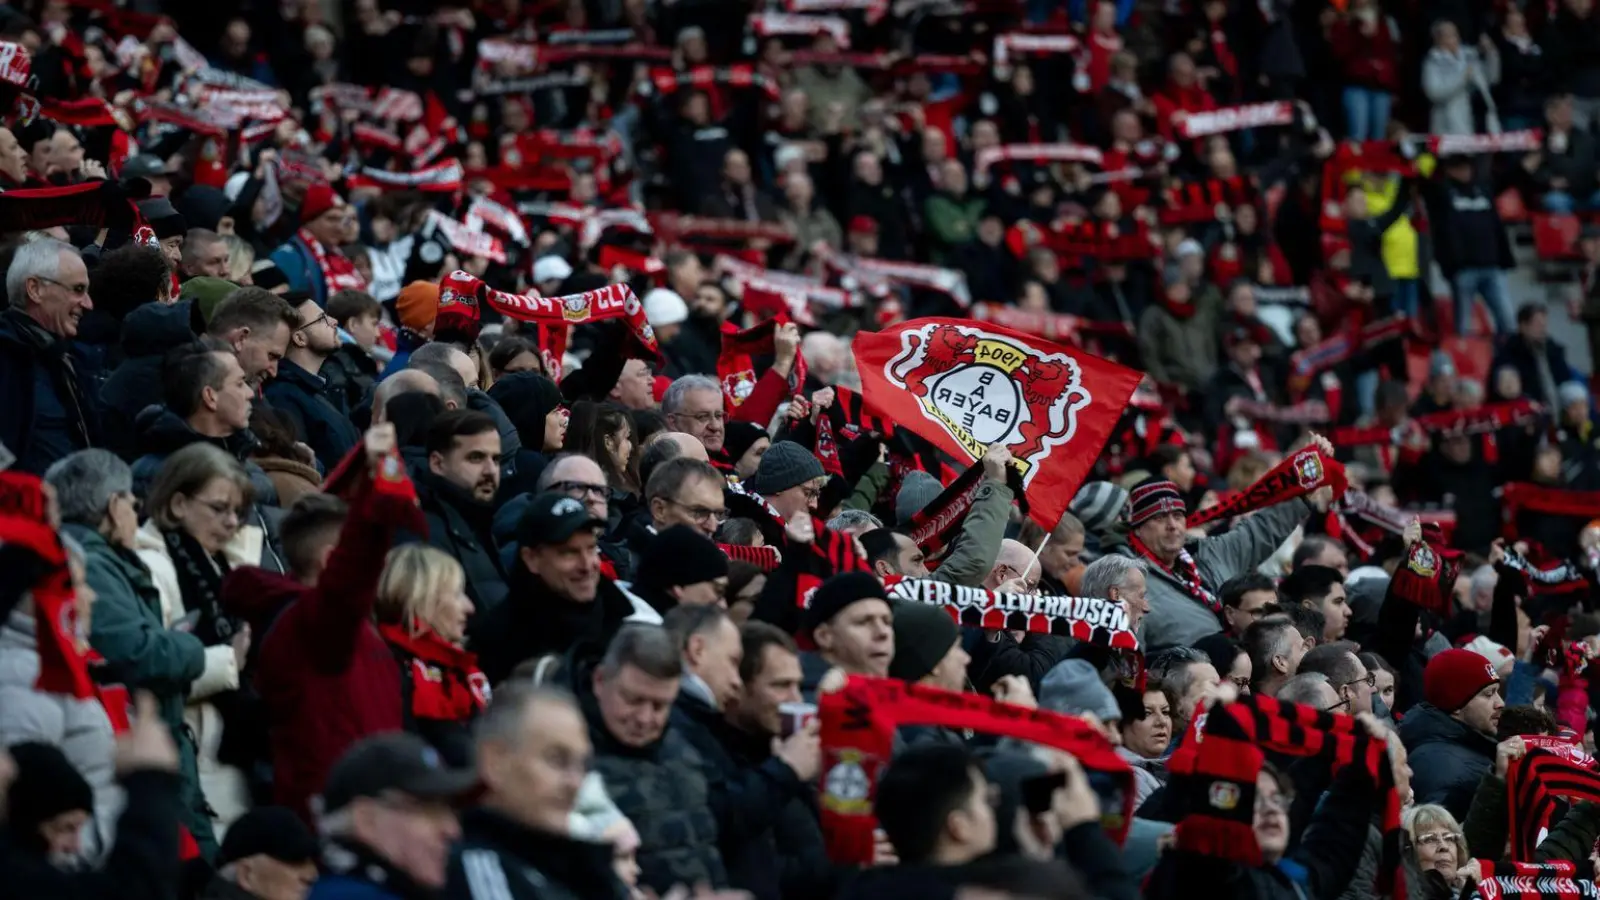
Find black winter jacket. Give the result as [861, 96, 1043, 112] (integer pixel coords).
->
[0, 308, 98, 474]
[446, 807, 628, 900]
[1398, 701, 1497, 821]
[99, 300, 198, 460]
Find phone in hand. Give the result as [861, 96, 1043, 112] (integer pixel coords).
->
[1019, 771, 1067, 815]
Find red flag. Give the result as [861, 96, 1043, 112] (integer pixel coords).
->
[852, 317, 1140, 530]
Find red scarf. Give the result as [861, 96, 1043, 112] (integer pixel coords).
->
[0, 472, 93, 698]
[819, 676, 1134, 864]
[298, 228, 368, 297]
[379, 621, 490, 722]
[1129, 532, 1218, 614]
[1187, 447, 1345, 528]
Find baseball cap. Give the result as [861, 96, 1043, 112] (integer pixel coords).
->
[532, 255, 574, 284]
[516, 491, 607, 548]
[320, 732, 478, 814]
[121, 155, 166, 179]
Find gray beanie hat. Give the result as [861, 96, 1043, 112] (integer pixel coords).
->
[895, 470, 944, 525]
[1070, 481, 1130, 535]
[1039, 658, 1120, 721]
[745, 440, 825, 496]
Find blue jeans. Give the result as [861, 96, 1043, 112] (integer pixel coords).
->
[1542, 188, 1600, 213]
[1452, 267, 1514, 336]
[1391, 278, 1421, 318]
[1341, 87, 1392, 142]
[1354, 368, 1379, 419]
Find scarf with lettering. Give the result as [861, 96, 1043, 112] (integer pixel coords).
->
[1507, 748, 1600, 860]
[0, 180, 134, 232]
[818, 675, 1134, 864]
[1168, 694, 1402, 895]
[298, 229, 368, 297]
[1499, 546, 1591, 596]
[1469, 870, 1600, 900]
[882, 576, 1138, 649]
[644, 65, 782, 102]
[1129, 532, 1218, 614]
[716, 317, 806, 412]
[1187, 447, 1345, 529]
[0, 472, 93, 698]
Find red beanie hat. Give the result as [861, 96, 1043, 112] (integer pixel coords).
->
[300, 181, 339, 224]
[1423, 648, 1500, 713]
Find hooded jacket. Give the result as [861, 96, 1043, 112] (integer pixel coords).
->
[245, 475, 423, 823]
[100, 300, 198, 460]
[262, 357, 361, 472]
[487, 372, 560, 500]
[1397, 701, 1497, 820]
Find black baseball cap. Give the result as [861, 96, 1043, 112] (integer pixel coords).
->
[320, 732, 478, 814]
[120, 155, 166, 179]
[217, 806, 318, 867]
[516, 491, 607, 548]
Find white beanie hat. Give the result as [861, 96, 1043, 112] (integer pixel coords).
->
[643, 288, 689, 327]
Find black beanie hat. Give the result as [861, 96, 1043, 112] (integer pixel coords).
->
[637, 524, 729, 594]
[887, 602, 959, 683]
[5, 742, 93, 854]
[803, 571, 890, 637]
[722, 421, 768, 465]
[218, 805, 319, 867]
[488, 371, 563, 445]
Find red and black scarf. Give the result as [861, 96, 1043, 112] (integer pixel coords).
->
[1385, 537, 1460, 616]
[1129, 532, 1218, 614]
[1501, 483, 1600, 537]
[904, 459, 1027, 556]
[298, 228, 368, 296]
[1187, 447, 1345, 529]
[1506, 748, 1600, 860]
[716, 317, 806, 413]
[1168, 694, 1402, 895]
[1468, 862, 1599, 900]
[818, 675, 1135, 864]
[1331, 399, 1541, 448]
[882, 576, 1138, 649]
[379, 622, 490, 724]
[0, 472, 93, 698]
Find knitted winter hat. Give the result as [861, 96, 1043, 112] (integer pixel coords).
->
[722, 421, 769, 465]
[1423, 648, 1500, 713]
[637, 524, 730, 594]
[299, 181, 339, 224]
[1070, 481, 1130, 535]
[895, 470, 944, 525]
[803, 571, 890, 637]
[1127, 476, 1186, 528]
[887, 602, 959, 683]
[746, 440, 824, 497]
[1039, 658, 1121, 721]
[395, 281, 440, 332]
[5, 742, 93, 854]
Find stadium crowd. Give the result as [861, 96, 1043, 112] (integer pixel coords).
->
[5, 0, 1600, 899]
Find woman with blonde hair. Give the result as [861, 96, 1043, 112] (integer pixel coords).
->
[134, 443, 255, 839]
[221, 233, 255, 284]
[1404, 804, 1479, 894]
[376, 544, 488, 766]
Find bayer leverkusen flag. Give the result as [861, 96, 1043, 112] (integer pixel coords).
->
[853, 318, 1141, 530]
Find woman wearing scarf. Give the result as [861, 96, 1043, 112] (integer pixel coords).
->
[488, 371, 569, 500]
[134, 443, 254, 838]
[374, 544, 488, 768]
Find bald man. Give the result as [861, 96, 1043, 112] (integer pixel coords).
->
[647, 430, 710, 462]
[373, 368, 441, 423]
[985, 539, 1041, 593]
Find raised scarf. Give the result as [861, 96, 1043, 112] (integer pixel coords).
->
[1506, 748, 1600, 860]
[818, 675, 1135, 864]
[716, 317, 806, 413]
[1187, 447, 1345, 529]
[882, 576, 1137, 649]
[1168, 694, 1402, 896]
[0, 472, 92, 698]
[1385, 537, 1460, 615]
[298, 228, 368, 297]
[904, 459, 1028, 556]
[1129, 532, 1218, 613]
[1499, 546, 1590, 596]
[1331, 399, 1541, 448]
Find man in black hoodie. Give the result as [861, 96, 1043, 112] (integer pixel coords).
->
[100, 299, 201, 459]
[469, 491, 639, 685]
[1423, 154, 1517, 336]
[448, 682, 630, 900]
[415, 409, 509, 615]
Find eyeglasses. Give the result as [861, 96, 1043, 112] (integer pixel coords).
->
[798, 485, 823, 501]
[552, 480, 607, 500]
[1254, 793, 1292, 814]
[1230, 675, 1252, 691]
[1414, 832, 1462, 849]
[296, 312, 330, 332]
[34, 276, 89, 297]
[1340, 672, 1377, 690]
[665, 497, 729, 524]
[676, 409, 726, 425]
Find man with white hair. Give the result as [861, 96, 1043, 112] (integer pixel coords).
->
[662, 374, 728, 456]
[800, 331, 847, 385]
[0, 237, 98, 473]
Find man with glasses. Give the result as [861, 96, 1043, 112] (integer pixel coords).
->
[1298, 641, 1374, 715]
[745, 440, 826, 522]
[661, 374, 728, 456]
[536, 452, 635, 579]
[1220, 572, 1278, 637]
[0, 237, 99, 473]
[263, 295, 360, 470]
[642, 457, 728, 545]
[449, 684, 622, 899]
[271, 182, 367, 306]
[311, 733, 475, 899]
